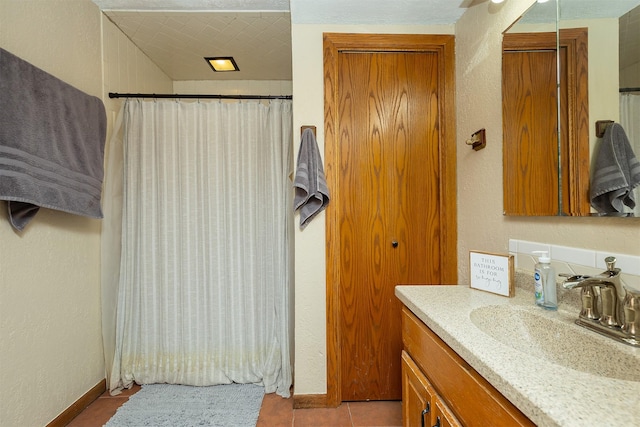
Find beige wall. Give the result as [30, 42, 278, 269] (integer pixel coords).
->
[100, 14, 173, 392]
[560, 19, 620, 162]
[291, 0, 640, 397]
[102, 16, 174, 125]
[174, 80, 292, 95]
[456, 0, 639, 285]
[0, 1, 104, 425]
[0, 1, 171, 425]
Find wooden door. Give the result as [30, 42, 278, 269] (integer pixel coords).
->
[337, 50, 439, 401]
[502, 48, 560, 215]
[324, 34, 457, 404]
[502, 30, 589, 216]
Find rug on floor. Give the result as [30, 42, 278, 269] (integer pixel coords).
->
[105, 383, 265, 427]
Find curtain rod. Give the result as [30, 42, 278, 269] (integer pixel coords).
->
[620, 87, 640, 93]
[108, 92, 292, 100]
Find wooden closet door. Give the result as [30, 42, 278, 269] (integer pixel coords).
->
[502, 49, 560, 215]
[502, 29, 589, 216]
[337, 51, 442, 401]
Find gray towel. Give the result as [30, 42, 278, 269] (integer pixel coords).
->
[590, 123, 640, 213]
[0, 48, 106, 231]
[293, 128, 330, 228]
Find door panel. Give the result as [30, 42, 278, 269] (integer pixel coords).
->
[502, 49, 559, 215]
[323, 33, 457, 406]
[502, 30, 589, 216]
[337, 51, 441, 401]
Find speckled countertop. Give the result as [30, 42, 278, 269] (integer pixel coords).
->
[395, 274, 640, 427]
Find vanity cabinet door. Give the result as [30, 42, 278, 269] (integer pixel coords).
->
[402, 307, 535, 426]
[433, 398, 462, 427]
[402, 350, 461, 427]
[401, 350, 435, 427]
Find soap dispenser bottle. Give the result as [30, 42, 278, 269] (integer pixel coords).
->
[533, 251, 557, 310]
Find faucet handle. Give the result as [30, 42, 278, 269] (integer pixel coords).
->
[605, 256, 617, 271]
[579, 286, 600, 320]
[622, 292, 639, 338]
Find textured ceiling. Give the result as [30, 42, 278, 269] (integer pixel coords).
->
[102, 10, 292, 80]
[95, 0, 468, 82]
[519, 0, 640, 22]
[93, 0, 640, 82]
[93, 0, 290, 11]
[93, 0, 468, 24]
[289, 0, 467, 25]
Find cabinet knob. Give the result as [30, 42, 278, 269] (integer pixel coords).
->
[392, 240, 399, 248]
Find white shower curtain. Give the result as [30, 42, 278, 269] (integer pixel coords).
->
[109, 98, 293, 397]
[620, 93, 640, 216]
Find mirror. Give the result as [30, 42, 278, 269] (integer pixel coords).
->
[503, 0, 640, 217]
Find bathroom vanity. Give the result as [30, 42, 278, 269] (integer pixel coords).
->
[401, 306, 533, 426]
[396, 282, 640, 427]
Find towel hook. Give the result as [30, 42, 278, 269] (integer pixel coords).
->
[301, 125, 316, 137]
[595, 120, 614, 138]
[465, 129, 486, 151]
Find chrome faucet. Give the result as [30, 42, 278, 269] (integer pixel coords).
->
[562, 256, 639, 347]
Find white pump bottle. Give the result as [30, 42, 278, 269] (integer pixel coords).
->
[533, 251, 557, 310]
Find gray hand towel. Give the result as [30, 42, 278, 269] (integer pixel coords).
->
[590, 123, 640, 213]
[293, 128, 330, 228]
[0, 48, 106, 231]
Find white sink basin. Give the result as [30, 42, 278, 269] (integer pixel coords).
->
[469, 305, 640, 382]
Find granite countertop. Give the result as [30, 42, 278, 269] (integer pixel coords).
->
[395, 280, 640, 427]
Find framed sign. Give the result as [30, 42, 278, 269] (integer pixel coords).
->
[469, 251, 514, 297]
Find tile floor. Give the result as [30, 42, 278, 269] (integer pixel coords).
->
[66, 385, 403, 427]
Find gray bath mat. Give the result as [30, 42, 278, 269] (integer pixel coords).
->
[105, 383, 264, 426]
